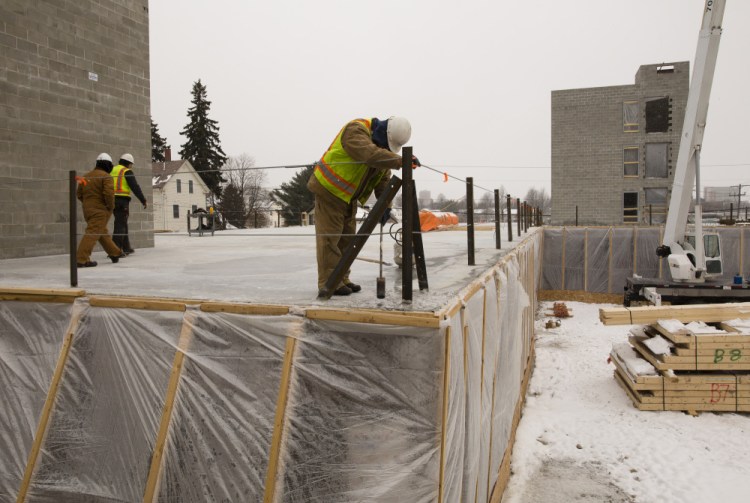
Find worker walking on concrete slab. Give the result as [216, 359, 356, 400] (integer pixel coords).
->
[76, 153, 123, 267]
[308, 116, 414, 296]
[111, 153, 147, 255]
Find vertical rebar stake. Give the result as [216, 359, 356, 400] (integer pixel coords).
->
[494, 189, 501, 249]
[402, 146, 413, 301]
[69, 170, 78, 287]
[507, 194, 513, 242]
[516, 198, 521, 237]
[467, 177, 475, 265]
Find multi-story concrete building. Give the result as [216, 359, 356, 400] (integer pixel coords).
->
[551, 62, 689, 226]
[0, 1, 152, 259]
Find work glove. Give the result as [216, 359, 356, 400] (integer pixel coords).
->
[412, 155, 421, 169]
[380, 207, 392, 226]
[142, 199, 148, 210]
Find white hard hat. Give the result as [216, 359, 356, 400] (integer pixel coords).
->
[97, 153, 112, 162]
[386, 116, 411, 154]
[120, 153, 134, 164]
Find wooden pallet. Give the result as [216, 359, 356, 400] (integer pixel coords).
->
[611, 344, 750, 412]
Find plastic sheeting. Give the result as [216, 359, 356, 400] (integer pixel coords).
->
[0, 231, 540, 502]
[0, 302, 71, 503]
[541, 227, 750, 294]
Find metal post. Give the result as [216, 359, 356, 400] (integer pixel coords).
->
[575, 205, 578, 227]
[494, 189, 501, 249]
[69, 171, 78, 287]
[466, 177, 475, 265]
[516, 198, 521, 237]
[649, 204, 653, 226]
[523, 201, 528, 232]
[730, 202, 735, 222]
[506, 194, 513, 242]
[402, 146, 414, 301]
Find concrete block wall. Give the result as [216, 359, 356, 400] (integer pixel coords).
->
[0, 0, 152, 259]
[551, 62, 689, 226]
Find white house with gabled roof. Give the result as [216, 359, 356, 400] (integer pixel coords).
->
[152, 156, 211, 232]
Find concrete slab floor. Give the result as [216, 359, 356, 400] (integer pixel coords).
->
[0, 225, 538, 312]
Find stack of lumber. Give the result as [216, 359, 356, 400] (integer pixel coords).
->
[602, 304, 750, 413]
[599, 302, 750, 326]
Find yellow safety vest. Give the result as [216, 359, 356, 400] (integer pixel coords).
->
[314, 119, 386, 205]
[111, 164, 131, 197]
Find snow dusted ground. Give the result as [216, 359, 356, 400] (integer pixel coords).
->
[503, 301, 750, 503]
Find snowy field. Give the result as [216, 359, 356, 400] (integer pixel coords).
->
[504, 301, 750, 503]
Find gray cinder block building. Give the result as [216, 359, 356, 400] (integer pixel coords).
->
[0, 0, 152, 259]
[551, 62, 689, 226]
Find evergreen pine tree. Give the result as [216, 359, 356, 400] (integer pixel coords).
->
[270, 165, 315, 226]
[151, 118, 168, 162]
[217, 182, 247, 229]
[179, 80, 227, 197]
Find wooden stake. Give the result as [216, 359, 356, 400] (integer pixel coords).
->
[584, 228, 589, 292]
[561, 227, 566, 290]
[143, 309, 197, 502]
[608, 227, 613, 294]
[633, 227, 638, 276]
[262, 336, 298, 503]
[16, 301, 85, 503]
[438, 326, 452, 503]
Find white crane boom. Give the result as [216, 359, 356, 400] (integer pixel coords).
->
[659, 0, 725, 282]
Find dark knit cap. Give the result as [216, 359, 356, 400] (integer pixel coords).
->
[371, 118, 389, 149]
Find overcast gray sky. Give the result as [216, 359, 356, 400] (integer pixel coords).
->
[149, 0, 749, 201]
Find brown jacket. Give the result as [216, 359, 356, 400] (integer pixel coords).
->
[77, 167, 115, 214]
[308, 119, 402, 209]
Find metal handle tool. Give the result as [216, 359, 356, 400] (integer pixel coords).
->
[377, 222, 385, 298]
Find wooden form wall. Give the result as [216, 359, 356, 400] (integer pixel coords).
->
[1, 229, 541, 503]
[542, 226, 749, 294]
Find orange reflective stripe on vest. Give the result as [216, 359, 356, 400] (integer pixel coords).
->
[314, 118, 380, 204]
[111, 164, 131, 197]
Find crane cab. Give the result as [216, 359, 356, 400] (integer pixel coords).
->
[684, 231, 723, 277]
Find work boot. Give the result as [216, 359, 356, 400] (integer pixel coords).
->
[333, 285, 353, 296]
[124, 248, 135, 254]
[344, 282, 362, 293]
[317, 285, 353, 298]
[77, 261, 97, 268]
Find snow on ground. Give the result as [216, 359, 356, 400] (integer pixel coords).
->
[503, 301, 750, 503]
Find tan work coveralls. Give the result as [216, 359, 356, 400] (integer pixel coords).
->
[307, 120, 402, 290]
[76, 167, 121, 263]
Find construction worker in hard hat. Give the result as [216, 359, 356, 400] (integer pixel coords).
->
[75, 153, 123, 267]
[308, 116, 419, 297]
[111, 153, 148, 254]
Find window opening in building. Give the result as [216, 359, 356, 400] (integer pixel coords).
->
[645, 143, 669, 178]
[623, 101, 639, 132]
[624, 147, 639, 177]
[173, 204, 179, 218]
[644, 187, 668, 224]
[645, 97, 671, 133]
[176, 179, 182, 193]
[189, 180, 193, 194]
[623, 192, 639, 224]
[192, 204, 197, 213]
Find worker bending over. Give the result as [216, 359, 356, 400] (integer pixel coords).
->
[308, 116, 416, 297]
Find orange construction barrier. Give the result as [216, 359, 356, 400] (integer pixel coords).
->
[419, 209, 459, 232]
